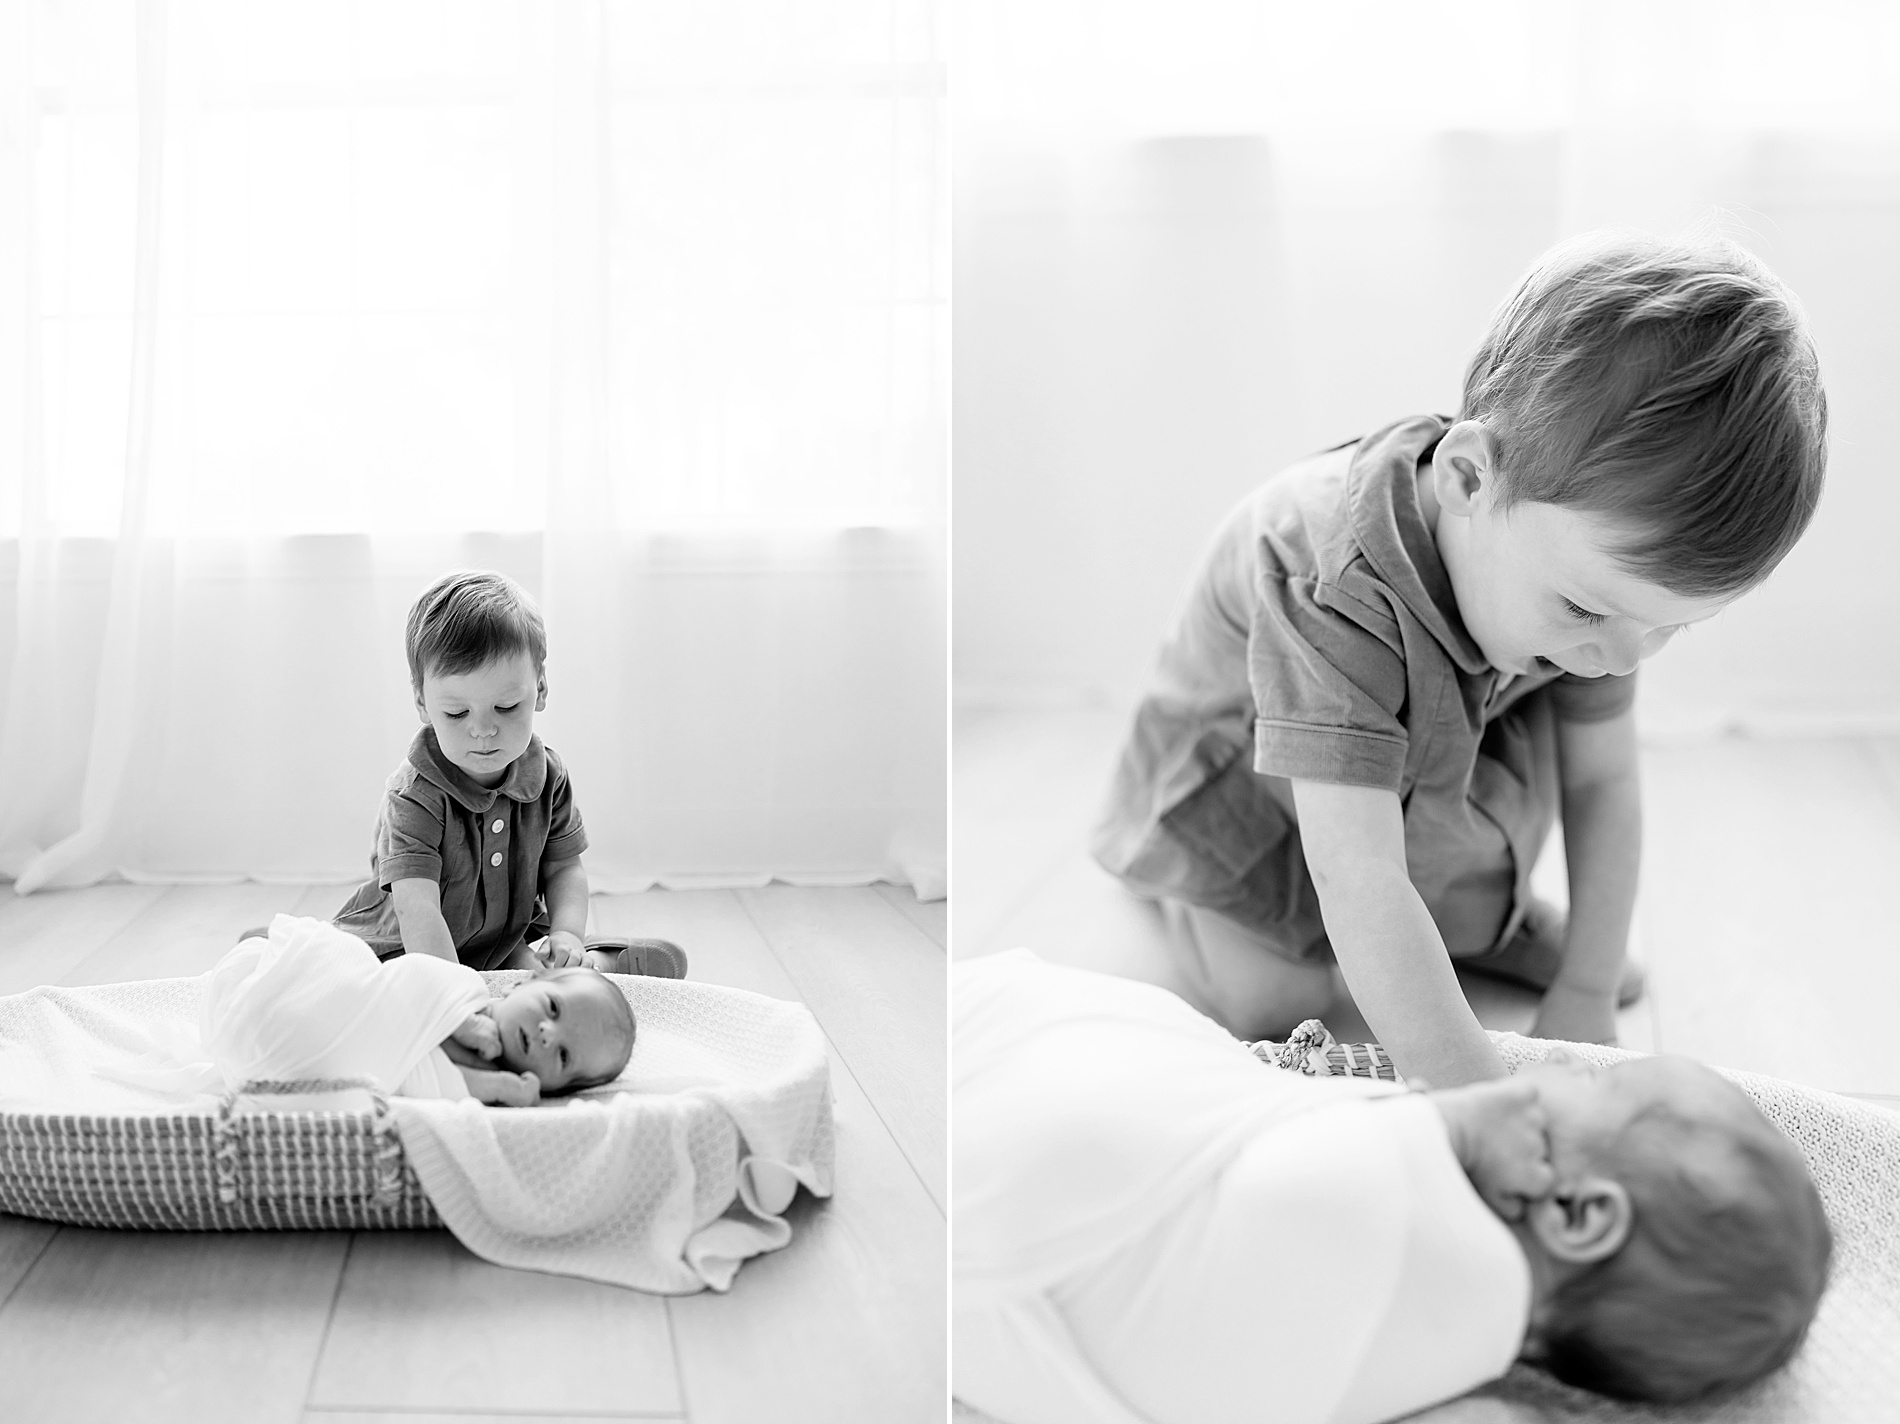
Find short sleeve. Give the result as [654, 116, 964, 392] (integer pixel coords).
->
[376, 779, 447, 888]
[1546, 670, 1637, 724]
[542, 757, 589, 865]
[1248, 572, 1410, 791]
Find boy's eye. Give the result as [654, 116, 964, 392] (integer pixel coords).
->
[1562, 598, 1609, 626]
[444, 710, 468, 719]
[496, 703, 520, 714]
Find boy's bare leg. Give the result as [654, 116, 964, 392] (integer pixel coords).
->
[975, 854, 1332, 1042]
[1163, 900, 1336, 1042]
[974, 853, 1198, 995]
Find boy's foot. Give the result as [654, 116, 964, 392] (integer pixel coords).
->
[1458, 899, 1646, 1007]
[584, 937, 689, 979]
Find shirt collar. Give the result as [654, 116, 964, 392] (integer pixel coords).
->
[1346, 414, 1492, 676]
[409, 727, 550, 812]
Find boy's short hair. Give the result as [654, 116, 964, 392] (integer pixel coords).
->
[544, 966, 636, 1092]
[406, 570, 547, 692]
[1461, 230, 1827, 598]
[1540, 1096, 1832, 1402]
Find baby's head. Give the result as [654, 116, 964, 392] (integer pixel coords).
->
[1426, 230, 1827, 678]
[492, 966, 635, 1095]
[406, 570, 548, 787]
[1438, 1052, 1831, 1403]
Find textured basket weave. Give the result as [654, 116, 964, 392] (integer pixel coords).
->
[1249, 1018, 1400, 1080]
[0, 980, 459, 1232]
[0, 1099, 442, 1231]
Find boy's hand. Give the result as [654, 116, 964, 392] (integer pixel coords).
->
[1531, 980, 1618, 1045]
[448, 1009, 502, 1061]
[534, 931, 587, 969]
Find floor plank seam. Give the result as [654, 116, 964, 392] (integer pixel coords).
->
[58, 881, 190, 987]
[730, 893, 946, 1215]
[661, 1295, 691, 1424]
[959, 833, 1094, 955]
[0, 1222, 59, 1313]
[301, 1230, 357, 1415]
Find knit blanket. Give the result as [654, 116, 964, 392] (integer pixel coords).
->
[0, 957, 834, 1295]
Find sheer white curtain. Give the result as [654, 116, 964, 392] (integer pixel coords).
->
[955, 0, 1900, 735]
[0, 0, 946, 895]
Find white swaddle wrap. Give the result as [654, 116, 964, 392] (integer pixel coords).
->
[203, 914, 490, 1102]
[954, 949, 1529, 1424]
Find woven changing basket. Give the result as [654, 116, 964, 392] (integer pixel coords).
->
[0, 1083, 441, 1232]
[0, 970, 472, 1231]
[1250, 1019, 1399, 1080]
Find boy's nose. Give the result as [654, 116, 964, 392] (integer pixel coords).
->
[1591, 625, 1651, 677]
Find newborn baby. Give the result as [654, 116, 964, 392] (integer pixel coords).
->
[440, 966, 636, 1104]
[203, 915, 635, 1108]
[1417, 1050, 1830, 1403]
[954, 950, 1831, 1424]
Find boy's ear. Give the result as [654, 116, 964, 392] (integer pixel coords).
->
[413, 686, 430, 725]
[1527, 1175, 1632, 1264]
[535, 670, 548, 712]
[1431, 419, 1496, 517]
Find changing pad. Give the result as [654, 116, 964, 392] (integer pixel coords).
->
[0, 969, 835, 1295]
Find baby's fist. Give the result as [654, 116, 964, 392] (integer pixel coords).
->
[495, 1070, 541, 1107]
[450, 1011, 502, 1061]
[1428, 1078, 1554, 1222]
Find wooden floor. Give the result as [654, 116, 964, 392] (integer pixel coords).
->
[954, 705, 1900, 1113]
[0, 881, 946, 1424]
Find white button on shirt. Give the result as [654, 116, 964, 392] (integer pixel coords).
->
[490, 851, 504, 867]
[491, 818, 505, 834]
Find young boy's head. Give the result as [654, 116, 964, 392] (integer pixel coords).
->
[1426, 230, 1827, 679]
[1437, 1052, 1832, 1403]
[491, 966, 636, 1095]
[406, 571, 548, 788]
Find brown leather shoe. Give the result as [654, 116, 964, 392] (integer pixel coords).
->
[584, 937, 689, 979]
[1458, 899, 1645, 1006]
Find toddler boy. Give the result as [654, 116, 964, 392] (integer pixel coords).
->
[332, 570, 686, 977]
[1091, 232, 1827, 1086]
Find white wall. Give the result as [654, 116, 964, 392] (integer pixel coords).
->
[952, 129, 1900, 735]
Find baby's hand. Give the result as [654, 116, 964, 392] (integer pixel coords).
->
[449, 1010, 502, 1061]
[492, 1069, 541, 1107]
[1425, 1078, 1554, 1222]
[534, 931, 587, 970]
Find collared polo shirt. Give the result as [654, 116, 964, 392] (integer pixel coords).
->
[333, 728, 589, 971]
[1092, 415, 1635, 957]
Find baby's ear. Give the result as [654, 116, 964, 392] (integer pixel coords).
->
[1528, 1176, 1633, 1264]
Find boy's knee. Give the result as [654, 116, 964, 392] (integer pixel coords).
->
[1207, 969, 1335, 1043]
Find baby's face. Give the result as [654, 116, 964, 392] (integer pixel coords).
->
[492, 973, 626, 1094]
[1518, 1052, 1750, 1176]
[1437, 1050, 1757, 1217]
[415, 651, 545, 788]
[1425, 423, 1731, 677]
